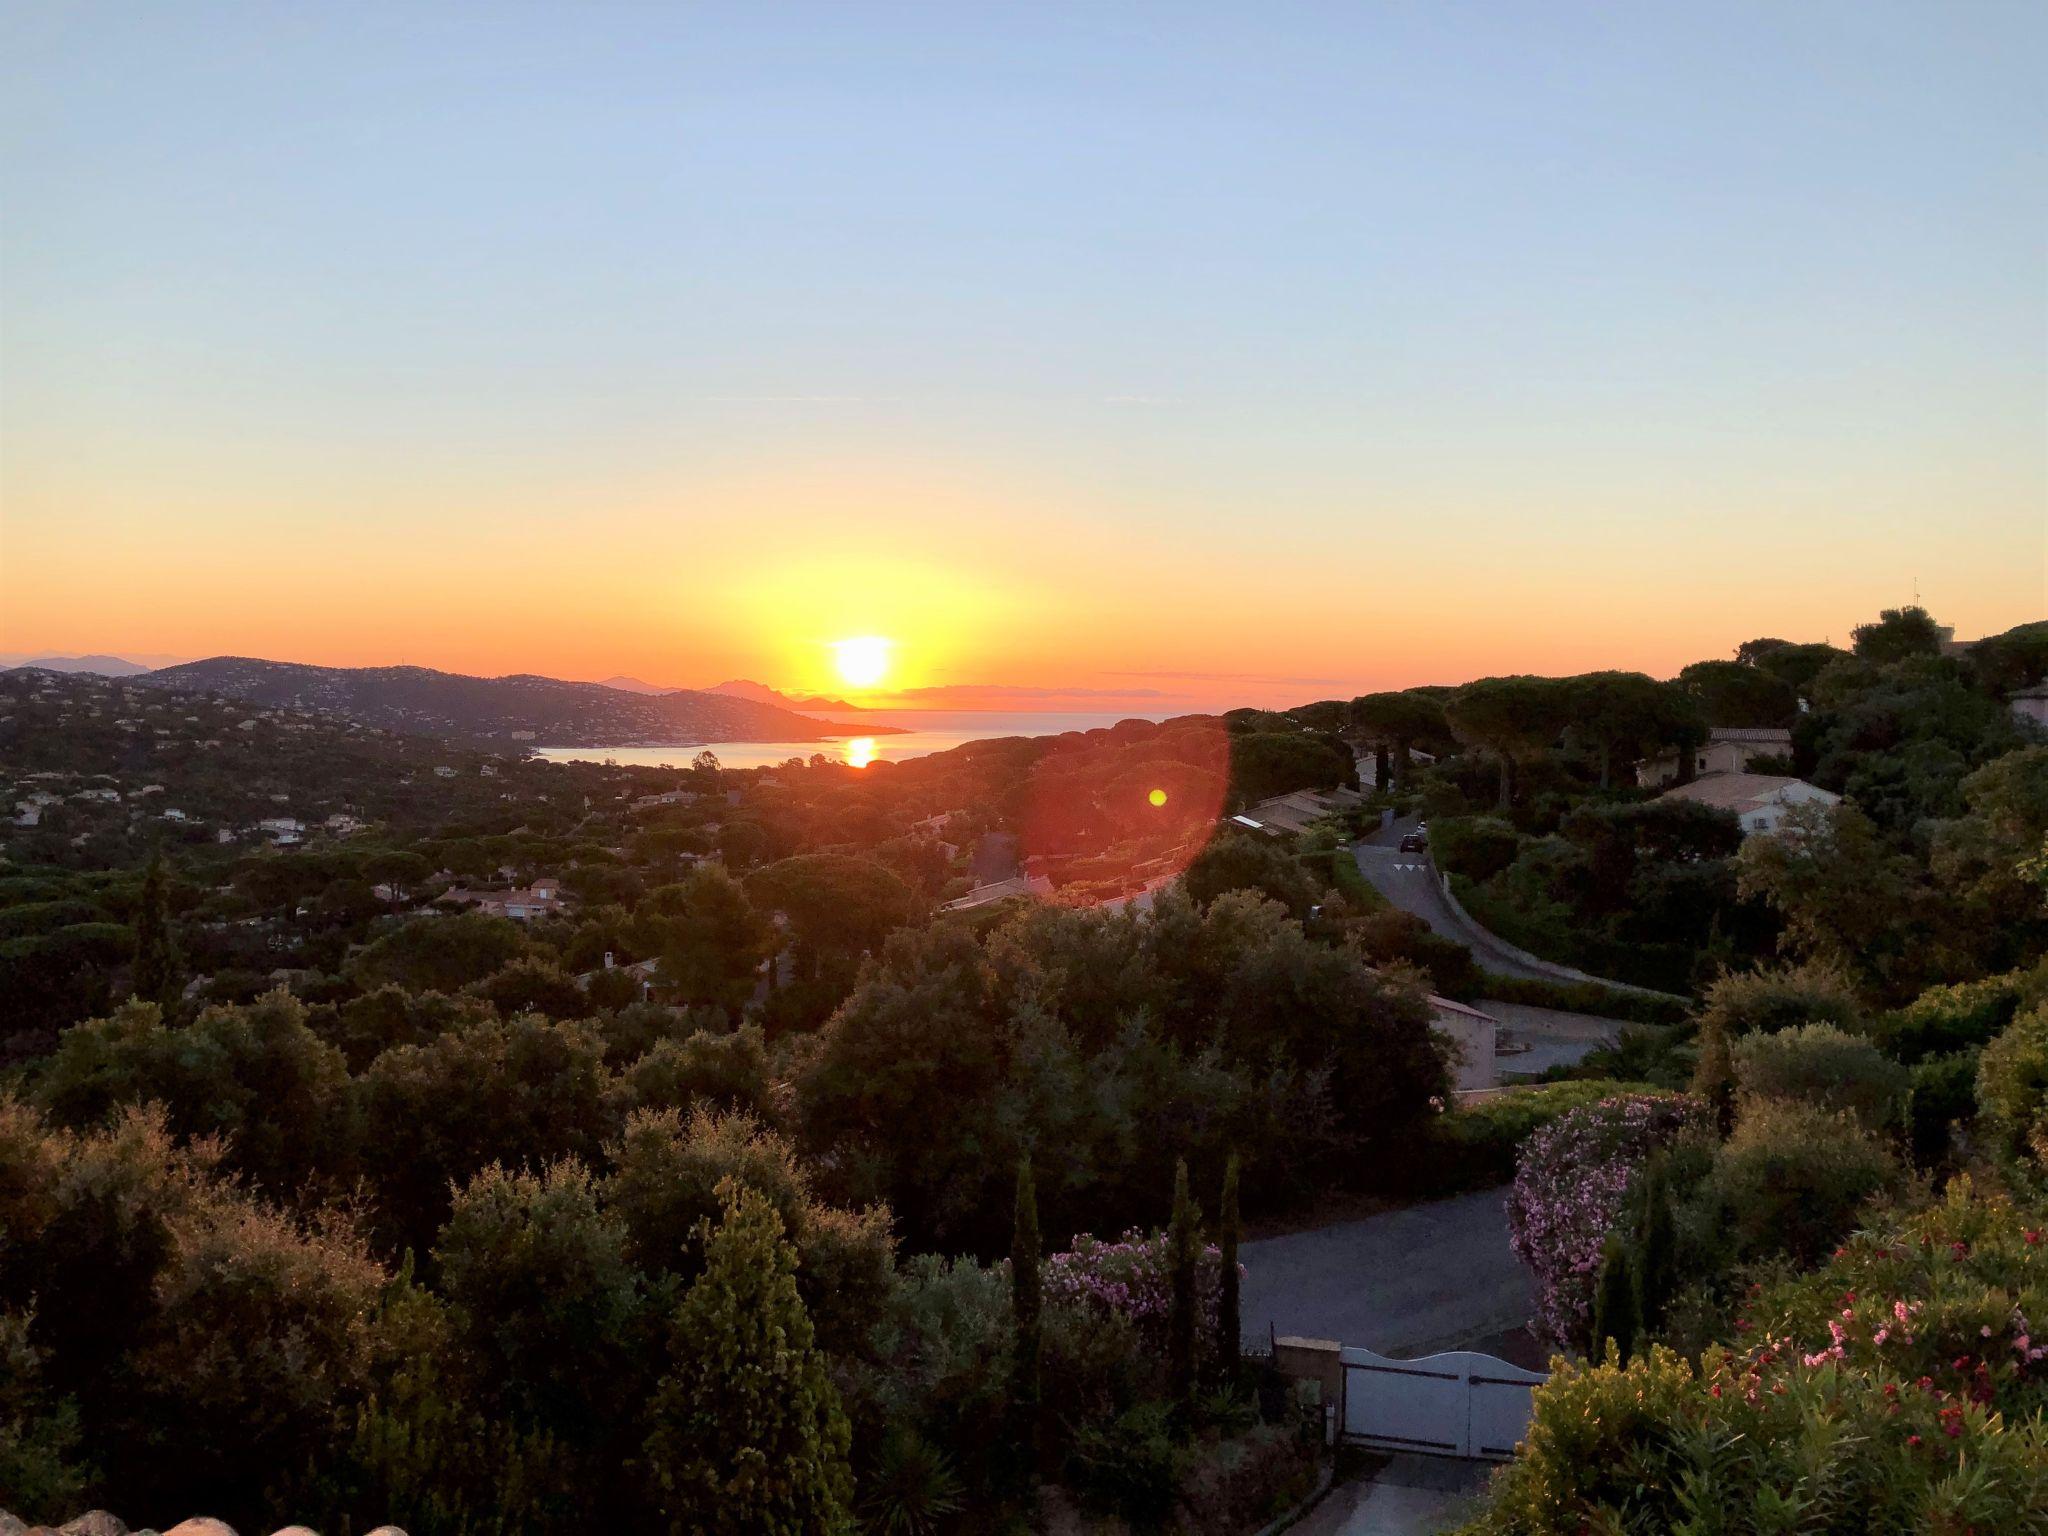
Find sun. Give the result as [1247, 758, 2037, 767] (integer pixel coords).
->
[831, 636, 892, 689]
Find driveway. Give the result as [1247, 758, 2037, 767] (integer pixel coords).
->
[1352, 816, 1559, 986]
[1293, 1456, 1494, 1536]
[1239, 1188, 1531, 1359]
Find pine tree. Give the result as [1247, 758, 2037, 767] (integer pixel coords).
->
[642, 1180, 853, 1535]
[1010, 1156, 1043, 1473]
[1215, 1153, 1241, 1381]
[132, 848, 181, 1011]
[1167, 1159, 1201, 1422]
[1590, 1233, 1637, 1365]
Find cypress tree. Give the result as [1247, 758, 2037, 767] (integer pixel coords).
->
[1167, 1159, 1201, 1421]
[1010, 1156, 1043, 1471]
[132, 848, 181, 1011]
[1631, 1158, 1678, 1334]
[1216, 1153, 1241, 1381]
[1590, 1233, 1637, 1365]
[643, 1180, 853, 1535]
[1690, 1016, 1736, 1136]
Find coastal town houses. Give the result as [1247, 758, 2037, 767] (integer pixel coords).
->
[1636, 726, 1793, 788]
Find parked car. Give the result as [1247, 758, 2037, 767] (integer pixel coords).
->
[1398, 832, 1427, 853]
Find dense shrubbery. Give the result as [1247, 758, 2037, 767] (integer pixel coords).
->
[1459, 1183, 2048, 1534]
[1979, 1003, 2048, 1166]
[1730, 1021, 1909, 1132]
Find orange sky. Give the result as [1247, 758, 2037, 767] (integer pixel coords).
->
[4, 7, 2043, 711]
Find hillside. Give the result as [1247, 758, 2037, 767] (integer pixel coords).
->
[131, 657, 886, 746]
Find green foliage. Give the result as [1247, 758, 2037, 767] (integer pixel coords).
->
[1010, 1157, 1042, 1468]
[1216, 1155, 1241, 1380]
[1977, 1003, 2048, 1165]
[1429, 814, 1521, 881]
[1852, 603, 1946, 662]
[1731, 1022, 1910, 1132]
[1908, 1049, 1981, 1169]
[857, 1425, 964, 1536]
[1589, 1234, 1637, 1364]
[353, 911, 529, 993]
[470, 956, 590, 1021]
[1066, 1400, 1183, 1527]
[130, 848, 182, 1010]
[1166, 1160, 1200, 1421]
[0, 1311, 93, 1522]
[648, 863, 773, 1012]
[1872, 968, 2035, 1064]
[1181, 829, 1320, 917]
[602, 1107, 894, 1359]
[433, 1160, 641, 1443]
[613, 1023, 775, 1121]
[1685, 1099, 1899, 1269]
[1696, 959, 1861, 1038]
[1462, 1183, 2048, 1535]
[641, 1180, 854, 1536]
[1225, 730, 1355, 806]
[1677, 658, 1798, 728]
[34, 990, 355, 1197]
[355, 1011, 614, 1257]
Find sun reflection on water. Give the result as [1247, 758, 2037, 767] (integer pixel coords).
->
[843, 736, 877, 768]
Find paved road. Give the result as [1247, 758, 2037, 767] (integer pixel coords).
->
[1352, 816, 1560, 985]
[1294, 1456, 1493, 1536]
[1240, 1188, 1531, 1359]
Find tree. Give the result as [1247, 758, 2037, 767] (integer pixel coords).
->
[1216, 1154, 1241, 1380]
[1852, 604, 1945, 663]
[1167, 1159, 1200, 1422]
[1589, 1234, 1636, 1366]
[1444, 677, 1570, 810]
[652, 864, 773, 1012]
[1226, 731, 1355, 806]
[472, 957, 591, 1021]
[130, 848, 181, 1011]
[1180, 829, 1320, 917]
[1629, 1158, 1677, 1334]
[1562, 672, 1670, 789]
[1347, 692, 1450, 789]
[641, 1181, 853, 1536]
[1734, 637, 1793, 667]
[351, 911, 527, 993]
[1751, 641, 1850, 700]
[1736, 803, 1932, 999]
[1010, 1157, 1042, 1473]
[746, 854, 925, 983]
[1676, 660, 1798, 729]
[1690, 1017, 1736, 1136]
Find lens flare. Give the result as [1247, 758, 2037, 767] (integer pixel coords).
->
[1148, 788, 1168, 807]
[832, 637, 891, 689]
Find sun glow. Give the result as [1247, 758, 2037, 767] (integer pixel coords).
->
[843, 736, 877, 768]
[832, 636, 892, 689]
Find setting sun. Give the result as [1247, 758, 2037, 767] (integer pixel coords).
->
[832, 637, 892, 689]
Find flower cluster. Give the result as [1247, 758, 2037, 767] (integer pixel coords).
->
[1505, 1092, 1706, 1348]
[1042, 1228, 1235, 1353]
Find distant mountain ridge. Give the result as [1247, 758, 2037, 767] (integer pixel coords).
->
[129, 657, 891, 747]
[6, 653, 155, 677]
[709, 678, 859, 715]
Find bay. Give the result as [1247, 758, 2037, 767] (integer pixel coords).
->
[532, 709, 1173, 771]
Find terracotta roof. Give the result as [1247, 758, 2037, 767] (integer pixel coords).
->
[1707, 726, 1792, 744]
[1656, 773, 1836, 813]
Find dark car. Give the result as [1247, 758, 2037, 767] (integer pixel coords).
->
[1398, 832, 1427, 853]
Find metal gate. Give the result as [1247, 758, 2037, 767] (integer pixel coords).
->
[1339, 1346, 1547, 1460]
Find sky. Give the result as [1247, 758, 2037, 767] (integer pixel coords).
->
[2, 1, 2043, 711]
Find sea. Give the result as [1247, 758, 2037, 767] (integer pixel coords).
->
[532, 709, 1172, 771]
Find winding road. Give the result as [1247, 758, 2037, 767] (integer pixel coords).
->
[1352, 814, 1562, 985]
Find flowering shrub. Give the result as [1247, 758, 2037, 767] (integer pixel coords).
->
[1457, 1181, 2048, 1534]
[1505, 1092, 1706, 1348]
[1043, 1229, 1235, 1362]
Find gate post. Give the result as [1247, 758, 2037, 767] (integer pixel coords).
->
[1272, 1335, 1344, 1444]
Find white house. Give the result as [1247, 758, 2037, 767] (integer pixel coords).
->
[1430, 995, 1501, 1092]
[1637, 727, 1793, 788]
[2010, 683, 2048, 732]
[1655, 773, 1840, 836]
[257, 816, 305, 845]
